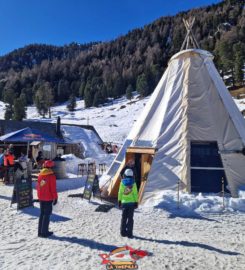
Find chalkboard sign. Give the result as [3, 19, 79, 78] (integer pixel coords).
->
[16, 176, 33, 210]
[83, 173, 96, 201]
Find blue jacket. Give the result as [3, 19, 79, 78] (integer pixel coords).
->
[0, 154, 4, 166]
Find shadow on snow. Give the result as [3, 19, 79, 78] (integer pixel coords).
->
[49, 235, 118, 252]
[21, 206, 71, 222]
[133, 236, 241, 256]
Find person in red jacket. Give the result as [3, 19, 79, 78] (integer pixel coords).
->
[37, 160, 58, 238]
[3, 148, 15, 184]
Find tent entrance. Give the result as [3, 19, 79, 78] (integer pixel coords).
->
[126, 147, 155, 202]
[190, 141, 229, 193]
[107, 147, 155, 201]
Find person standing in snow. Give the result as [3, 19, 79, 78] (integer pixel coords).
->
[0, 148, 4, 180]
[37, 160, 58, 238]
[118, 168, 138, 238]
[120, 159, 140, 190]
[3, 147, 15, 184]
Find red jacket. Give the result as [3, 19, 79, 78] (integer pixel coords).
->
[37, 168, 58, 201]
[4, 153, 15, 166]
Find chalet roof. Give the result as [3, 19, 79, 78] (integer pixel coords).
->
[0, 119, 103, 144]
[0, 120, 63, 141]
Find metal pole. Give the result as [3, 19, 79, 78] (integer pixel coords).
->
[222, 177, 225, 209]
[27, 142, 30, 157]
[177, 180, 180, 209]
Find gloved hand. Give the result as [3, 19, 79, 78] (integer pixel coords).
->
[118, 201, 122, 208]
[134, 202, 138, 209]
[53, 199, 58, 206]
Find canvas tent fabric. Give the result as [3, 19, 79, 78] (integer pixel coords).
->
[103, 49, 245, 200]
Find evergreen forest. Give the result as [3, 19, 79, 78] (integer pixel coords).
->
[0, 0, 244, 120]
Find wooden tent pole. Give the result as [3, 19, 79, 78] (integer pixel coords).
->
[181, 17, 200, 50]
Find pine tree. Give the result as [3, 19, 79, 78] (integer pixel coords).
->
[21, 87, 33, 105]
[57, 79, 69, 102]
[93, 91, 104, 107]
[13, 96, 27, 121]
[70, 81, 80, 96]
[35, 88, 48, 117]
[67, 94, 77, 111]
[233, 44, 244, 86]
[4, 104, 13, 120]
[79, 81, 86, 98]
[136, 73, 149, 97]
[34, 82, 54, 117]
[45, 82, 54, 118]
[19, 92, 27, 107]
[0, 81, 5, 100]
[3, 88, 16, 120]
[216, 40, 234, 74]
[84, 81, 93, 108]
[113, 76, 125, 98]
[149, 64, 161, 87]
[126, 84, 133, 100]
[3, 88, 15, 106]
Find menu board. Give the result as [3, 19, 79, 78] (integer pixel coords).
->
[16, 176, 33, 210]
[83, 173, 96, 201]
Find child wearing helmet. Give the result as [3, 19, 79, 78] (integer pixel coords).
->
[37, 160, 58, 237]
[120, 159, 140, 191]
[118, 168, 138, 238]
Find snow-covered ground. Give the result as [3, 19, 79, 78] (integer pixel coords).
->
[1, 95, 245, 269]
[1, 180, 245, 270]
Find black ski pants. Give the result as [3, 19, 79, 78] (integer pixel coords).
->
[120, 203, 135, 237]
[38, 201, 53, 236]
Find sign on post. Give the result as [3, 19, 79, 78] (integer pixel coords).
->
[83, 173, 96, 201]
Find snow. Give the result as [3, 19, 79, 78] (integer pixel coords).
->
[61, 125, 113, 165]
[1, 180, 245, 269]
[1, 94, 245, 269]
[22, 95, 150, 144]
[233, 97, 245, 112]
[61, 154, 85, 176]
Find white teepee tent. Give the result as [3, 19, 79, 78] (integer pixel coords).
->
[101, 19, 245, 201]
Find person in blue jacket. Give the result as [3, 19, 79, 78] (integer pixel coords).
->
[118, 168, 138, 238]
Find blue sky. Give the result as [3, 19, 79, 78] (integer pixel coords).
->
[0, 0, 222, 56]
